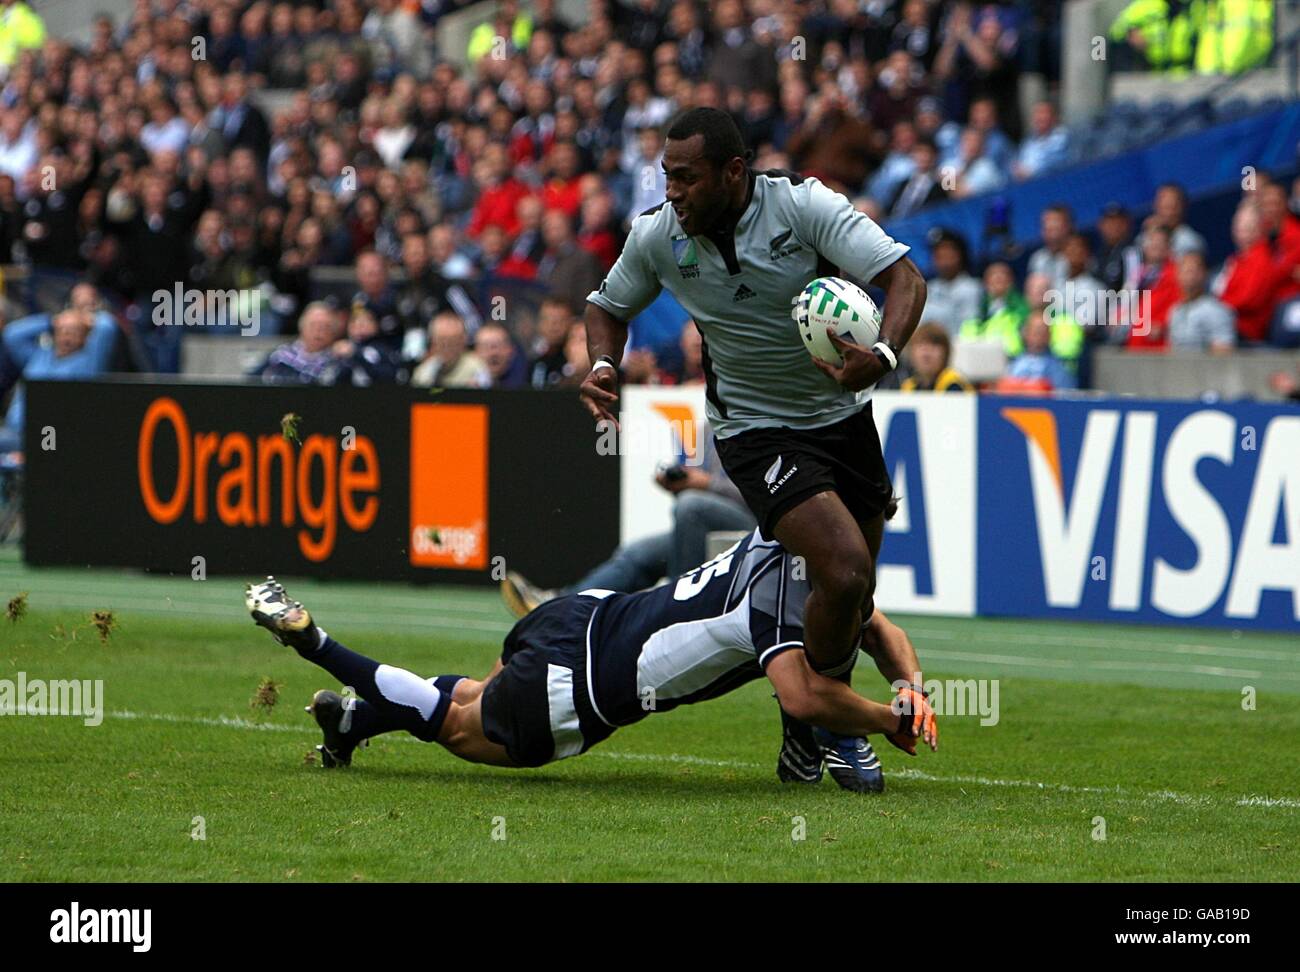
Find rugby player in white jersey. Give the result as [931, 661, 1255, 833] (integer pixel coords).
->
[579, 108, 932, 793]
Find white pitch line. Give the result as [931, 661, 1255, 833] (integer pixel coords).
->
[919, 649, 1076, 669]
[917, 649, 1300, 683]
[907, 626, 1299, 664]
[1, 592, 514, 635]
[1168, 643, 1299, 664]
[113, 709, 312, 733]
[1086, 659, 1262, 679]
[106, 709, 1298, 811]
[0, 575, 513, 619]
[1236, 795, 1300, 808]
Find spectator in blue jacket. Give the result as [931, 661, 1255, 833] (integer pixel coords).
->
[937, 96, 1015, 175]
[1006, 311, 1077, 390]
[865, 120, 919, 209]
[1013, 100, 1072, 181]
[1, 303, 118, 454]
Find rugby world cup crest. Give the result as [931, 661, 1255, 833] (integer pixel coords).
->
[672, 233, 700, 279]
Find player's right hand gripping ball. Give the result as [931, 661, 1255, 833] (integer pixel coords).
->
[887, 685, 938, 755]
[792, 276, 882, 367]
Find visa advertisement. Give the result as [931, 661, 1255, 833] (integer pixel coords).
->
[621, 387, 1299, 632]
[980, 397, 1299, 631]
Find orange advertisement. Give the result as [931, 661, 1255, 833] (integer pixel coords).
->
[408, 403, 488, 569]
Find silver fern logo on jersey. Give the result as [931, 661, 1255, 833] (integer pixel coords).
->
[768, 228, 803, 260]
[764, 455, 798, 493]
[763, 456, 782, 484]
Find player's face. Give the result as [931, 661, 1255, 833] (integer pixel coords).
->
[663, 134, 742, 237]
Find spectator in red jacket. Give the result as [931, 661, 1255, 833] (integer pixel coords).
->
[1216, 203, 1289, 344]
[1126, 225, 1179, 348]
[577, 190, 620, 271]
[467, 143, 532, 239]
[540, 140, 584, 217]
[1256, 182, 1300, 307]
[477, 224, 536, 280]
[1257, 182, 1300, 253]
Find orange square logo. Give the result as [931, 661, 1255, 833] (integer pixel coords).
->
[409, 403, 488, 569]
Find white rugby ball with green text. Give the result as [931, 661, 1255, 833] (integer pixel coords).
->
[793, 275, 882, 367]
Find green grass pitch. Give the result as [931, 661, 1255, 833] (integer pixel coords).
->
[1, 547, 1297, 882]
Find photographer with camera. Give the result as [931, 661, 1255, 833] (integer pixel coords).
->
[500, 420, 755, 615]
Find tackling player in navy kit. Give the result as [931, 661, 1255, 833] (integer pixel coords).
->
[579, 108, 930, 792]
[243, 531, 937, 772]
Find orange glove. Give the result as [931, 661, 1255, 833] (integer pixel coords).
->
[887, 685, 938, 755]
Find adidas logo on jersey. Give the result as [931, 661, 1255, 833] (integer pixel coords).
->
[733, 283, 756, 302]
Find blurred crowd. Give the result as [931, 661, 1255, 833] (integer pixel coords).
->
[0, 0, 1296, 426]
[899, 173, 1300, 395]
[0, 0, 1067, 391]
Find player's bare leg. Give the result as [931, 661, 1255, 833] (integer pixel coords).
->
[772, 491, 875, 669]
[450, 659, 503, 704]
[852, 505, 933, 754]
[246, 577, 515, 768]
[768, 492, 886, 791]
[436, 695, 516, 766]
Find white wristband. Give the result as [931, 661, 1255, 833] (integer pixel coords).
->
[872, 341, 898, 371]
[591, 358, 615, 374]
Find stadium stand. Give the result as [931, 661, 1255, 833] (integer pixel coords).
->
[0, 0, 1297, 457]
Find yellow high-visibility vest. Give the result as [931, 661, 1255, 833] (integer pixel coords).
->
[1110, 0, 1202, 73]
[0, 2, 47, 68]
[1195, 0, 1273, 75]
[467, 14, 534, 63]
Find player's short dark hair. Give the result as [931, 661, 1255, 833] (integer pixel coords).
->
[665, 107, 750, 167]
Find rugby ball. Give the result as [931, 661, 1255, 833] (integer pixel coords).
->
[792, 276, 882, 367]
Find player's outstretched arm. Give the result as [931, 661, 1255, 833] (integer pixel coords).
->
[859, 610, 940, 754]
[765, 650, 937, 752]
[862, 609, 924, 690]
[579, 302, 629, 426]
